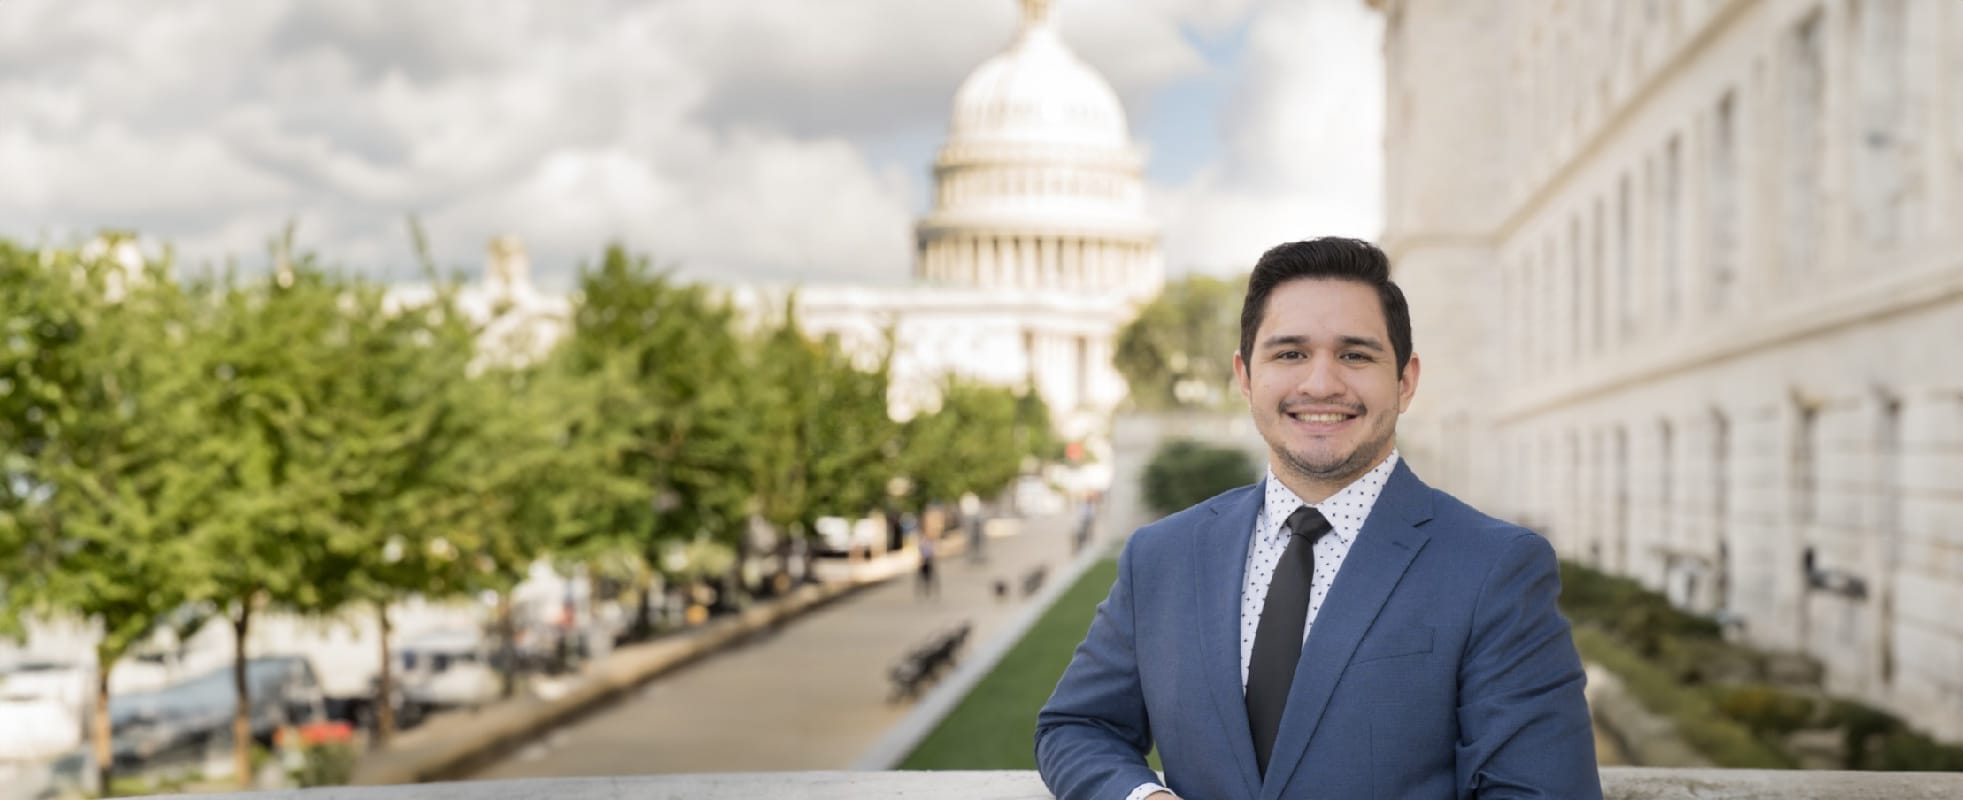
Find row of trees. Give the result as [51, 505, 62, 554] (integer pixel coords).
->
[0, 236, 1056, 792]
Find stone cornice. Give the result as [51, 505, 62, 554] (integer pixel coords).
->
[1495, 0, 1758, 241]
[1497, 255, 1963, 422]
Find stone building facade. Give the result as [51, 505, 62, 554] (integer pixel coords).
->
[1374, 0, 1963, 740]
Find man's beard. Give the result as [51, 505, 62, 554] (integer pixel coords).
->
[1275, 413, 1393, 487]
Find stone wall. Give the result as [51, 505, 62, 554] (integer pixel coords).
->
[1376, 0, 1963, 740]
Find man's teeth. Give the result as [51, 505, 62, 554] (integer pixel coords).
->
[1291, 412, 1349, 423]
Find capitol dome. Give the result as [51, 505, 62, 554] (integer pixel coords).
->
[947, 1, 1127, 150]
[916, 0, 1163, 303]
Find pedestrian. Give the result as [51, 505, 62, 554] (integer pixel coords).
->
[916, 534, 938, 599]
[1072, 493, 1096, 555]
[961, 492, 986, 563]
[1036, 238, 1600, 799]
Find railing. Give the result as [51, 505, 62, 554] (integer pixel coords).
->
[157, 768, 1963, 799]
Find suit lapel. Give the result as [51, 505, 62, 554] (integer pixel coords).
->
[1260, 461, 1435, 799]
[1193, 484, 1264, 798]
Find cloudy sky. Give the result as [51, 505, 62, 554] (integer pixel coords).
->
[0, 0, 1383, 290]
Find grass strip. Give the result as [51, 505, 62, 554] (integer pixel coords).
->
[901, 558, 1122, 769]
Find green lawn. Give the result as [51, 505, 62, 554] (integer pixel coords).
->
[901, 557, 1133, 769]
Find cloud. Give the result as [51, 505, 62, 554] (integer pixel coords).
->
[0, 0, 1381, 289]
[1150, 0, 1385, 276]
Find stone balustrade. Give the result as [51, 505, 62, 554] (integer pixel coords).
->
[156, 768, 1963, 799]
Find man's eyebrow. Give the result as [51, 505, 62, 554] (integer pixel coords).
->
[1258, 334, 1387, 352]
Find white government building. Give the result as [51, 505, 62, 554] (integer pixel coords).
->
[457, 0, 1160, 454]
[1376, 0, 1963, 740]
[727, 0, 1159, 448]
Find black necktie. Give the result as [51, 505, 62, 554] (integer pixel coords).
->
[1246, 504, 1332, 777]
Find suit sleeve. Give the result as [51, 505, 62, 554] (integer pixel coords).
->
[1455, 532, 1604, 799]
[1035, 538, 1163, 800]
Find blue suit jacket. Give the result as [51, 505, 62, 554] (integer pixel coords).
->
[1035, 462, 1601, 799]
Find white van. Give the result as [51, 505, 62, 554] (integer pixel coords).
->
[395, 629, 499, 710]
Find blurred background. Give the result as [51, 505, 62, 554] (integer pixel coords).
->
[3, 0, 1961, 797]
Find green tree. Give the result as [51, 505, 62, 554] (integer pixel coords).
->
[176, 261, 367, 786]
[747, 303, 898, 578]
[0, 239, 212, 795]
[313, 276, 507, 740]
[1113, 274, 1246, 411]
[560, 246, 754, 632]
[897, 377, 1027, 512]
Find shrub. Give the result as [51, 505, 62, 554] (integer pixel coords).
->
[1874, 731, 1963, 771]
[1559, 561, 1722, 649]
[278, 721, 358, 787]
[1139, 438, 1257, 516]
[1574, 627, 1793, 769]
[1709, 683, 1816, 739]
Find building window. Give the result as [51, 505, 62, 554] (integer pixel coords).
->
[1783, 11, 1826, 279]
[1614, 425, 1630, 572]
[1617, 174, 1634, 339]
[1851, 0, 1911, 247]
[1591, 198, 1606, 352]
[1793, 401, 1819, 524]
[1662, 135, 1683, 322]
[1877, 393, 1901, 685]
[1569, 215, 1583, 363]
[1660, 418, 1675, 550]
[1709, 90, 1739, 310]
[1712, 409, 1731, 611]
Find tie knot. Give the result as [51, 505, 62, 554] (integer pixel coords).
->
[1284, 505, 1331, 542]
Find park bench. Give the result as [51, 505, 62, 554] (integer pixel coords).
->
[887, 621, 972, 702]
[1021, 565, 1048, 597]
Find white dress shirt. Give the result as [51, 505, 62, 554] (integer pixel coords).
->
[1126, 451, 1400, 800]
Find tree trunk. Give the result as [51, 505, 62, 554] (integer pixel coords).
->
[633, 578, 655, 640]
[375, 602, 395, 744]
[93, 658, 115, 797]
[497, 589, 517, 700]
[232, 603, 254, 789]
[773, 536, 795, 594]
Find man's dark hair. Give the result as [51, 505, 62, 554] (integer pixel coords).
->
[1238, 237, 1412, 374]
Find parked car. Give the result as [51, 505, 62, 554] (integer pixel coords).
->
[395, 629, 499, 710]
[108, 656, 326, 772]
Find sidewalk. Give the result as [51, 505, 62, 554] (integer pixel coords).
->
[466, 513, 1083, 778]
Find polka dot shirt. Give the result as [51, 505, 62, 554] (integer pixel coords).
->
[1238, 451, 1400, 691]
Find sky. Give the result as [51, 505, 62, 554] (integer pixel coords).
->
[0, 0, 1384, 291]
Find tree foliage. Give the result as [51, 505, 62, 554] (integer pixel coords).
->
[898, 377, 1032, 510]
[1, 233, 1065, 786]
[1113, 274, 1246, 411]
[0, 239, 212, 791]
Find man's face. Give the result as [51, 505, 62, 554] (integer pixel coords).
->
[1233, 278, 1420, 500]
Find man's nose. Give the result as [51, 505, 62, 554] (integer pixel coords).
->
[1296, 353, 1344, 398]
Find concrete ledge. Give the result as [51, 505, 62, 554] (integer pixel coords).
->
[349, 575, 881, 785]
[168, 768, 1963, 799]
[1584, 663, 1712, 767]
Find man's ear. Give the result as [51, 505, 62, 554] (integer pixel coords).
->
[1233, 350, 1252, 403]
[1396, 352, 1421, 413]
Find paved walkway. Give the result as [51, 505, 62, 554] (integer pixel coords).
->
[467, 513, 1086, 778]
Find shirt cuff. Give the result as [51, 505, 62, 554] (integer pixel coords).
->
[1124, 782, 1171, 800]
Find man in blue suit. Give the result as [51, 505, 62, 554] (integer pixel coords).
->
[1036, 239, 1600, 799]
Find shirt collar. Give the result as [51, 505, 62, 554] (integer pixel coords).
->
[1260, 450, 1400, 547]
